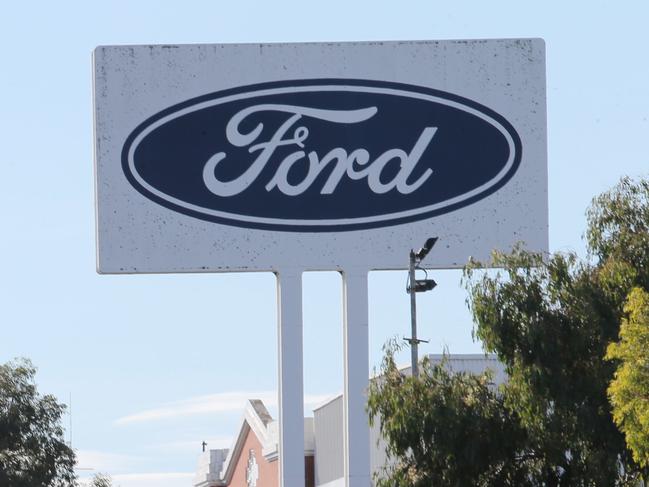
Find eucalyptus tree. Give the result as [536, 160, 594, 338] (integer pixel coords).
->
[368, 176, 649, 486]
[0, 358, 76, 487]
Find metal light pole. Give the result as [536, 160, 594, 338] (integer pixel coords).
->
[408, 249, 421, 377]
[406, 237, 438, 377]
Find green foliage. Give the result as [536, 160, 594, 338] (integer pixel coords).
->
[586, 176, 649, 288]
[368, 176, 649, 486]
[461, 176, 649, 485]
[465, 248, 635, 485]
[367, 342, 530, 487]
[0, 358, 76, 487]
[606, 288, 649, 470]
[88, 473, 113, 487]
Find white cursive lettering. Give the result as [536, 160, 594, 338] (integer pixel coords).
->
[202, 104, 436, 197]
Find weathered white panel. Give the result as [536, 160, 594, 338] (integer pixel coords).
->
[93, 39, 547, 274]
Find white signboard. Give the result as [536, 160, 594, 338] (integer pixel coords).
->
[93, 39, 547, 273]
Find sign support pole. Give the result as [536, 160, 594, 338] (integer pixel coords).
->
[408, 250, 419, 377]
[276, 270, 305, 487]
[342, 268, 371, 487]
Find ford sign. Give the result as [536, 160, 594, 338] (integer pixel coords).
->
[94, 40, 547, 273]
[123, 79, 521, 232]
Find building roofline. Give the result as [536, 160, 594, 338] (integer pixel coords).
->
[219, 399, 274, 483]
[312, 394, 342, 412]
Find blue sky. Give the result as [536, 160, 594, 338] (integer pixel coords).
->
[1, 1, 648, 486]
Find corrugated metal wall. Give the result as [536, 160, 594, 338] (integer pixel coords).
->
[313, 396, 344, 485]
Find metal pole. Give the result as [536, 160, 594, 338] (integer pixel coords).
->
[342, 268, 371, 487]
[276, 270, 305, 487]
[409, 250, 419, 377]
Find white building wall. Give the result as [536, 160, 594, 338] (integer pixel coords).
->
[194, 449, 228, 487]
[313, 395, 344, 485]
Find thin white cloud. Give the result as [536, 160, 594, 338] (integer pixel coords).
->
[114, 391, 333, 425]
[75, 450, 145, 473]
[114, 391, 274, 425]
[79, 472, 193, 487]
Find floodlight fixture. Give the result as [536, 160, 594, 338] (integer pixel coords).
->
[414, 278, 437, 293]
[415, 237, 438, 261]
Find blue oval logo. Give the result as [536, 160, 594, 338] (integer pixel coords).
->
[122, 79, 521, 231]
